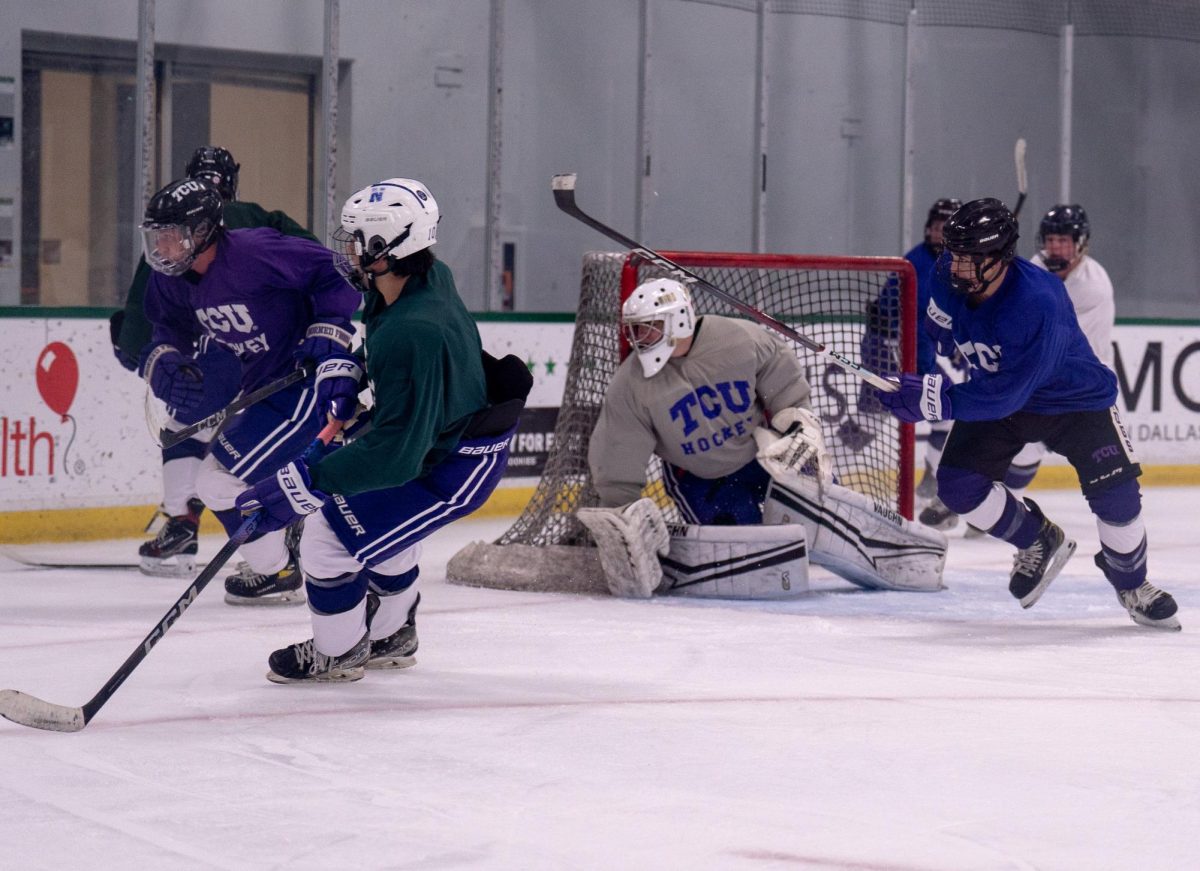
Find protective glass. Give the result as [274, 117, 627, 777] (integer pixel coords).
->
[140, 223, 199, 277]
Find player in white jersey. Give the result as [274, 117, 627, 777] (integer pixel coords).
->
[580, 278, 946, 600]
[996, 204, 1116, 504]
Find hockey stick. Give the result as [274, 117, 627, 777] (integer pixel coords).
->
[0, 420, 341, 732]
[1012, 138, 1028, 218]
[552, 173, 896, 392]
[161, 364, 311, 449]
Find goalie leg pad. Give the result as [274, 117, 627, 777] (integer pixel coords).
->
[763, 474, 948, 592]
[576, 498, 670, 598]
[661, 523, 810, 599]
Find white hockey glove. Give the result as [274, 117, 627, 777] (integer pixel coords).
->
[576, 498, 670, 598]
[754, 406, 832, 487]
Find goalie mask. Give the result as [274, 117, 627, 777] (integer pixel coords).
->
[936, 198, 1019, 296]
[622, 278, 696, 378]
[185, 146, 240, 201]
[332, 178, 440, 291]
[140, 178, 224, 277]
[1037, 204, 1090, 274]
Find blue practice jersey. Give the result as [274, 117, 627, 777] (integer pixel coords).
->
[145, 228, 360, 392]
[903, 242, 939, 375]
[925, 257, 1117, 420]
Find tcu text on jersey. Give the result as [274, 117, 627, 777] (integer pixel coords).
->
[195, 303, 270, 355]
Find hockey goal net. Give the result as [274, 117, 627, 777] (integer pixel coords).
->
[447, 250, 916, 593]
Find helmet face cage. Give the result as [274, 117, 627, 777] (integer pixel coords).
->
[139, 178, 223, 276]
[936, 198, 1019, 295]
[1037, 204, 1090, 271]
[621, 278, 696, 377]
[185, 146, 240, 200]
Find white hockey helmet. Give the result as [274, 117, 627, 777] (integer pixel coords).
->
[333, 178, 439, 284]
[622, 278, 696, 377]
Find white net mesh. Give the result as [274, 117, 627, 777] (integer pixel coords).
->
[448, 250, 916, 592]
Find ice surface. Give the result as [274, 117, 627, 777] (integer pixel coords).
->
[1, 488, 1198, 870]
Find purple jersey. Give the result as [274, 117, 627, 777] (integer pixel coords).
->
[144, 227, 360, 392]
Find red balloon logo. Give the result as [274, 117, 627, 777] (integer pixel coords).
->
[36, 342, 79, 421]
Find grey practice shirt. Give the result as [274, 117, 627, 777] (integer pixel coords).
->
[589, 315, 812, 506]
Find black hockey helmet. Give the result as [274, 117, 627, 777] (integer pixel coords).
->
[1037, 203, 1090, 273]
[937, 198, 1019, 295]
[185, 146, 240, 201]
[923, 197, 963, 248]
[140, 177, 224, 276]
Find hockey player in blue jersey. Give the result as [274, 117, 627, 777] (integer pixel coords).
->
[139, 177, 361, 605]
[877, 198, 1180, 630]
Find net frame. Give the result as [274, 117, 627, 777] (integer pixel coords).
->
[448, 250, 916, 592]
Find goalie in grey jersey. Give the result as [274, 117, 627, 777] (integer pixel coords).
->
[580, 278, 947, 599]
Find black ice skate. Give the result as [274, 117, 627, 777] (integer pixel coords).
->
[138, 498, 204, 577]
[915, 461, 938, 501]
[1009, 500, 1076, 608]
[918, 496, 959, 531]
[1093, 554, 1181, 631]
[266, 633, 370, 684]
[367, 593, 420, 670]
[224, 550, 304, 606]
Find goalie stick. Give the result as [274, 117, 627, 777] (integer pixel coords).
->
[160, 364, 312, 449]
[552, 173, 896, 393]
[1012, 138, 1028, 219]
[0, 420, 340, 733]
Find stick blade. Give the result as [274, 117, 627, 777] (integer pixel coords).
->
[0, 689, 86, 732]
[551, 172, 577, 192]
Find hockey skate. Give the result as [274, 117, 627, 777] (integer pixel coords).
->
[266, 633, 370, 683]
[224, 547, 305, 606]
[918, 496, 959, 531]
[226, 519, 305, 595]
[1093, 554, 1181, 631]
[367, 593, 420, 670]
[138, 498, 203, 577]
[915, 461, 938, 501]
[1009, 500, 1076, 608]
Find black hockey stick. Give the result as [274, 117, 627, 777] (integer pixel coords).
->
[161, 364, 312, 449]
[552, 173, 896, 392]
[0, 421, 342, 732]
[0, 515, 258, 732]
[1012, 138, 1028, 218]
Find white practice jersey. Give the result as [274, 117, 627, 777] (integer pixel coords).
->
[1031, 252, 1115, 367]
[589, 315, 812, 507]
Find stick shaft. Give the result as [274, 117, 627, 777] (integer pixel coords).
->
[551, 173, 895, 392]
[162, 367, 309, 449]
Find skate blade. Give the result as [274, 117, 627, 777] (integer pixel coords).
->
[366, 654, 417, 670]
[139, 556, 198, 578]
[1127, 610, 1182, 632]
[266, 665, 365, 684]
[224, 589, 306, 607]
[1019, 539, 1077, 609]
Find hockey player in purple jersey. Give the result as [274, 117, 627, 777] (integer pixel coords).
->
[233, 178, 531, 683]
[877, 198, 1180, 630]
[138, 177, 361, 605]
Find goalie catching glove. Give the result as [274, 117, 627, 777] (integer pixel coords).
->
[754, 406, 832, 486]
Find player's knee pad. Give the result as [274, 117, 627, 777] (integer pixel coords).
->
[763, 475, 947, 592]
[660, 523, 809, 599]
[1085, 477, 1142, 524]
[162, 436, 207, 463]
[363, 565, 419, 596]
[306, 569, 368, 615]
[936, 465, 994, 515]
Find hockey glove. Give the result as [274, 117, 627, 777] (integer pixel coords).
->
[314, 352, 364, 422]
[140, 344, 204, 412]
[755, 406, 833, 486]
[235, 458, 328, 534]
[876, 373, 952, 423]
[294, 322, 354, 369]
